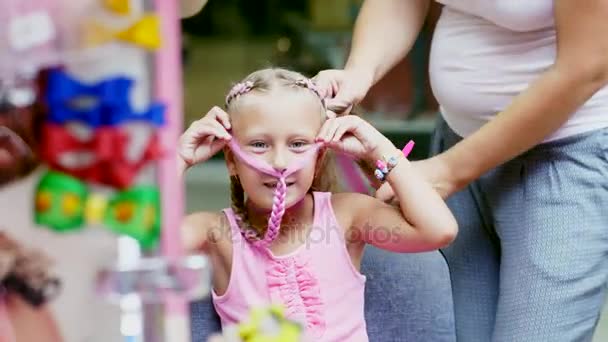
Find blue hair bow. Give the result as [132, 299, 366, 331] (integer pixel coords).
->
[46, 69, 132, 108]
[106, 102, 166, 126]
[45, 70, 165, 127]
[47, 101, 166, 127]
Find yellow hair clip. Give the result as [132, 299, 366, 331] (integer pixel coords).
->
[83, 14, 161, 50]
[103, 0, 130, 15]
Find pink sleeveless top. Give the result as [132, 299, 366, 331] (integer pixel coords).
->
[212, 192, 368, 341]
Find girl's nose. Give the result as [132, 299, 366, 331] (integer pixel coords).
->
[270, 148, 289, 172]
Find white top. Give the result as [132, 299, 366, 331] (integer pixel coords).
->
[430, 0, 608, 141]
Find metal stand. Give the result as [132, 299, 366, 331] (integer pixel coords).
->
[96, 237, 211, 341]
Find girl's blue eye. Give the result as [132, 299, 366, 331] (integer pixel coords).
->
[249, 141, 268, 151]
[290, 141, 310, 151]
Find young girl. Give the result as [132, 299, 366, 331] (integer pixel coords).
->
[179, 68, 457, 341]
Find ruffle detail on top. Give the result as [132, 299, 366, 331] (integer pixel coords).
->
[266, 252, 325, 338]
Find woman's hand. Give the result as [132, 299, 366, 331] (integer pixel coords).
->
[316, 115, 395, 161]
[178, 106, 232, 173]
[313, 69, 374, 115]
[375, 155, 462, 202]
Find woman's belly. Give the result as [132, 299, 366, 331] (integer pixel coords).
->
[429, 6, 608, 141]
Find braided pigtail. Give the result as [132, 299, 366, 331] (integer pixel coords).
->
[229, 175, 259, 239]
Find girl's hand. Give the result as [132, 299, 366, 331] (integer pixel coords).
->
[316, 115, 395, 161]
[178, 106, 232, 172]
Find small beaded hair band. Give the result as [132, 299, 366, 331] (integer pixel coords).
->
[224, 78, 324, 108]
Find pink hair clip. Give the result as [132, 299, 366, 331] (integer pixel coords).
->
[225, 80, 254, 107]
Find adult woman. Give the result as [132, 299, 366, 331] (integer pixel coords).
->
[314, 0, 608, 341]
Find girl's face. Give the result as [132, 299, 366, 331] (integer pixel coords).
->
[226, 90, 324, 211]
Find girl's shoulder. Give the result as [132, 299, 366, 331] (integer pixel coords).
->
[330, 192, 379, 216]
[328, 192, 379, 231]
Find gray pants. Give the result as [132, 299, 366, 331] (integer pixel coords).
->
[434, 117, 608, 341]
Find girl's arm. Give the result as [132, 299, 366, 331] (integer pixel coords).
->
[345, 145, 458, 253]
[320, 116, 458, 253]
[181, 211, 221, 253]
[437, 0, 608, 194]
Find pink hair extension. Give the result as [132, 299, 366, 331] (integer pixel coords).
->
[263, 176, 286, 246]
[228, 139, 322, 247]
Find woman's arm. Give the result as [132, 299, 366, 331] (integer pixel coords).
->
[345, 0, 430, 83]
[439, 0, 608, 192]
[314, 0, 431, 114]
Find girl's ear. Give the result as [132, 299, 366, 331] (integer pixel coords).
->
[224, 147, 237, 176]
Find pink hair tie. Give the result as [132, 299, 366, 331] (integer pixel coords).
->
[225, 80, 254, 107]
[228, 139, 323, 247]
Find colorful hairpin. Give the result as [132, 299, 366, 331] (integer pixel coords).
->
[34, 171, 160, 250]
[83, 14, 161, 50]
[40, 124, 163, 189]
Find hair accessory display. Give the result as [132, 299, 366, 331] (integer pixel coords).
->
[103, 0, 131, 15]
[45, 70, 166, 127]
[34, 171, 161, 250]
[83, 14, 161, 50]
[40, 123, 163, 188]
